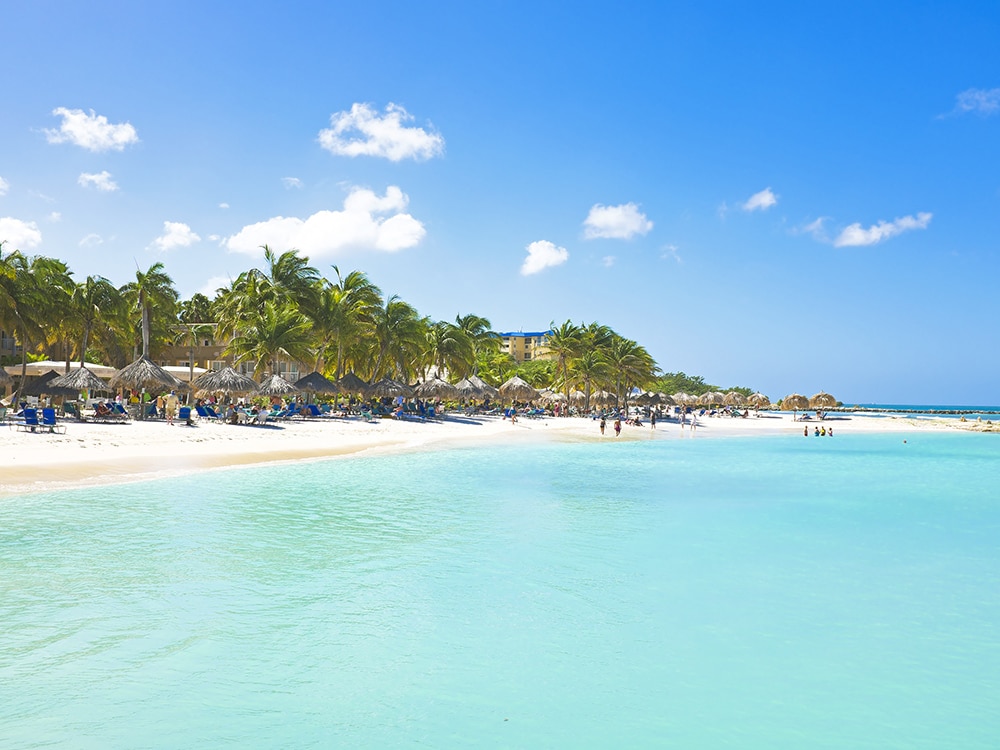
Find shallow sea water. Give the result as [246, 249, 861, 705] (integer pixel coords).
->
[2, 430, 999, 748]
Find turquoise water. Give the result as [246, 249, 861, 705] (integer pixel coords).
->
[2, 431, 999, 747]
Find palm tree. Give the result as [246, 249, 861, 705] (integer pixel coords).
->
[225, 301, 314, 378]
[305, 266, 382, 377]
[605, 335, 657, 410]
[423, 320, 474, 380]
[369, 294, 424, 383]
[456, 313, 499, 375]
[546, 319, 583, 408]
[569, 349, 611, 412]
[71, 275, 125, 367]
[123, 262, 178, 359]
[179, 293, 213, 323]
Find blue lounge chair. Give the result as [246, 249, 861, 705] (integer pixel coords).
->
[178, 406, 195, 425]
[14, 408, 40, 432]
[41, 408, 66, 434]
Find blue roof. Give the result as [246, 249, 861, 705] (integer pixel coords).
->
[498, 330, 551, 338]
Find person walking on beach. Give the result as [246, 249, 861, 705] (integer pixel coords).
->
[600, 416, 606, 435]
[650, 411, 656, 430]
[614, 418, 622, 437]
[164, 390, 179, 425]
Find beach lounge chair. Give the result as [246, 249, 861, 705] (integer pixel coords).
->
[14, 408, 40, 433]
[41, 408, 66, 434]
[253, 410, 269, 426]
[195, 405, 224, 423]
[178, 406, 195, 426]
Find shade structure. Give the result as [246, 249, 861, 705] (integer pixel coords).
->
[369, 377, 413, 398]
[336, 372, 370, 397]
[48, 366, 110, 393]
[192, 366, 259, 396]
[569, 389, 586, 404]
[722, 391, 746, 407]
[455, 378, 485, 399]
[257, 373, 300, 396]
[636, 391, 661, 405]
[294, 371, 340, 395]
[781, 393, 809, 411]
[110, 356, 184, 392]
[657, 392, 677, 406]
[22, 370, 79, 398]
[537, 388, 565, 404]
[413, 376, 459, 400]
[748, 392, 771, 408]
[673, 392, 696, 405]
[499, 375, 539, 402]
[810, 392, 838, 409]
[468, 375, 500, 399]
[698, 391, 725, 406]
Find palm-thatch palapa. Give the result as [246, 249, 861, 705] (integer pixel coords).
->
[809, 392, 838, 409]
[192, 366, 259, 396]
[698, 391, 725, 406]
[781, 393, 810, 411]
[294, 371, 340, 395]
[748, 392, 771, 408]
[336, 372, 370, 397]
[369, 377, 413, 399]
[22, 370, 79, 398]
[722, 391, 746, 407]
[413, 377, 459, 400]
[110, 356, 185, 392]
[48, 367, 110, 394]
[257, 374, 300, 397]
[468, 374, 499, 399]
[455, 378, 485, 399]
[498, 376, 539, 402]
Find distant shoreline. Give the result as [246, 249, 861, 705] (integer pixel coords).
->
[2, 410, 994, 499]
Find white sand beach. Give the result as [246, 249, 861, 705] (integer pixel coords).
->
[1, 409, 991, 498]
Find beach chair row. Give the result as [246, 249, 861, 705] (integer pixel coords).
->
[10, 407, 66, 434]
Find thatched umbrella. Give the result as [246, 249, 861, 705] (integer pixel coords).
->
[569, 389, 586, 405]
[537, 388, 566, 404]
[468, 374, 500, 399]
[22, 370, 79, 398]
[369, 377, 413, 398]
[699, 391, 725, 406]
[110, 356, 185, 392]
[781, 393, 809, 411]
[294, 371, 340, 395]
[192, 366, 259, 396]
[673, 392, 695, 405]
[413, 376, 459, 400]
[499, 376, 539, 402]
[455, 377, 484, 399]
[336, 372, 370, 397]
[257, 374, 300, 397]
[748, 392, 771, 408]
[722, 391, 746, 407]
[48, 366, 110, 394]
[658, 393, 676, 406]
[810, 392, 838, 409]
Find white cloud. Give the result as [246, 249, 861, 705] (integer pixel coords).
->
[226, 185, 425, 257]
[318, 103, 444, 161]
[45, 107, 138, 152]
[47, 212, 62, 223]
[79, 233, 103, 248]
[661, 243, 682, 263]
[583, 202, 653, 240]
[520, 240, 569, 275]
[743, 187, 778, 212]
[78, 170, 119, 192]
[834, 212, 932, 247]
[951, 88, 1000, 116]
[150, 221, 201, 252]
[0, 176, 9, 196]
[219, 202, 230, 209]
[281, 177, 303, 190]
[198, 275, 231, 298]
[602, 255, 616, 267]
[0, 217, 42, 250]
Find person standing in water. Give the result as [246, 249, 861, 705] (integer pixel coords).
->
[614, 418, 622, 437]
[650, 411, 656, 430]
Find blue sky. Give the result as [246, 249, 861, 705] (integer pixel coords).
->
[2, 2, 998, 404]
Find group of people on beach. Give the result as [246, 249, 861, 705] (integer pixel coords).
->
[805, 425, 833, 437]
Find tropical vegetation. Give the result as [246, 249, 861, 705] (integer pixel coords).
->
[1, 241, 754, 404]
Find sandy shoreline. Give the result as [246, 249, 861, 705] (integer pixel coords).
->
[1, 410, 991, 497]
